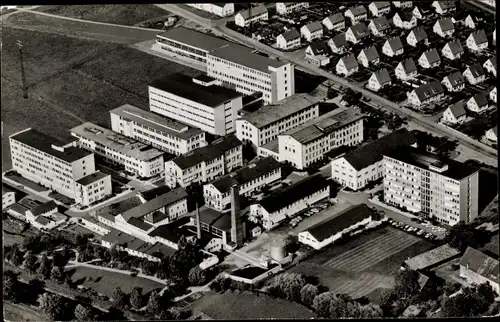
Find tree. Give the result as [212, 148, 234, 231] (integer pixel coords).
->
[38, 292, 65, 321]
[447, 222, 490, 252]
[188, 266, 207, 286]
[23, 251, 38, 275]
[37, 254, 53, 280]
[360, 303, 384, 318]
[50, 266, 65, 283]
[394, 269, 421, 299]
[112, 287, 128, 308]
[313, 292, 336, 317]
[300, 284, 318, 307]
[146, 290, 162, 315]
[130, 287, 144, 310]
[141, 260, 158, 276]
[4, 270, 20, 302]
[74, 304, 94, 321]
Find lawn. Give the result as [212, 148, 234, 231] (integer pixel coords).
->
[65, 265, 165, 298]
[35, 5, 170, 26]
[3, 301, 46, 322]
[190, 291, 316, 319]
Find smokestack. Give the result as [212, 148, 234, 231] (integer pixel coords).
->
[196, 202, 201, 240]
[230, 184, 243, 246]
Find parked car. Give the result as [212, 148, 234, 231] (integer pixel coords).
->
[417, 230, 424, 236]
[403, 224, 410, 230]
[311, 208, 320, 213]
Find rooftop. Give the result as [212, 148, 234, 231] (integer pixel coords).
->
[157, 26, 231, 52]
[304, 204, 374, 242]
[447, 101, 467, 118]
[309, 39, 330, 56]
[373, 68, 391, 84]
[396, 11, 415, 22]
[260, 139, 279, 153]
[444, 39, 463, 55]
[346, 5, 367, 16]
[413, 81, 444, 102]
[339, 54, 358, 70]
[127, 217, 153, 232]
[466, 63, 486, 78]
[259, 175, 330, 213]
[349, 22, 369, 39]
[35, 216, 52, 226]
[325, 13, 344, 24]
[140, 185, 171, 201]
[144, 242, 176, 258]
[281, 28, 300, 41]
[435, 18, 454, 32]
[10, 128, 92, 163]
[404, 244, 461, 271]
[360, 45, 380, 62]
[209, 44, 288, 73]
[399, 58, 418, 74]
[193, 206, 232, 232]
[110, 104, 203, 140]
[76, 171, 109, 186]
[96, 196, 143, 221]
[237, 4, 267, 20]
[304, 21, 323, 32]
[372, 1, 391, 9]
[410, 26, 428, 42]
[30, 200, 58, 216]
[469, 29, 488, 44]
[436, 0, 456, 10]
[469, 92, 488, 107]
[386, 36, 404, 52]
[371, 15, 390, 31]
[421, 48, 441, 64]
[239, 93, 321, 129]
[71, 123, 164, 162]
[150, 73, 241, 108]
[148, 224, 183, 244]
[331, 33, 347, 48]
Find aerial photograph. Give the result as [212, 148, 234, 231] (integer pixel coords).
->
[1, 1, 498, 320]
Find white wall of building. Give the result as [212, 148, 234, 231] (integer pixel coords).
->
[74, 175, 112, 206]
[187, 3, 235, 17]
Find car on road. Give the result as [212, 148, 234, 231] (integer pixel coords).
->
[296, 216, 304, 222]
[290, 221, 298, 228]
[311, 208, 320, 213]
[417, 230, 425, 236]
[391, 222, 398, 226]
[403, 224, 410, 229]
[425, 233, 433, 238]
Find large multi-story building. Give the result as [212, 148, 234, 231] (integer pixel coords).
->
[74, 171, 112, 207]
[187, 3, 235, 17]
[164, 135, 243, 188]
[203, 156, 282, 211]
[206, 44, 295, 104]
[10, 128, 96, 199]
[278, 108, 364, 169]
[235, 94, 320, 148]
[70, 123, 165, 179]
[110, 104, 206, 156]
[383, 147, 479, 226]
[148, 74, 243, 136]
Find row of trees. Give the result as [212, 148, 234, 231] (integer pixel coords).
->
[440, 283, 498, 317]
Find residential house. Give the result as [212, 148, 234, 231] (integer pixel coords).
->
[276, 28, 301, 50]
[367, 68, 391, 92]
[328, 33, 348, 54]
[459, 247, 499, 295]
[432, 1, 456, 15]
[345, 5, 368, 24]
[346, 22, 370, 44]
[187, 3, 235, 17]
[25, 200, 67, 231]
[463, 63, 487, 85]
[336, 54, 359, 76]
[322, 13, 345, 31]
[2, 185, 17, 209]
[407, 26, 429, 47]
[393, 11, 417, 30]
[466, 30, 488, 52]
[490, 87, 497, 103]
[467, 93, 489, 113]
[234, 4, 268, 27]
[74, 171, 112, 207]
[276, 2, 309, 15]
[433, 18, 454, 38]
[442, 101, 467, 124]
[369, 15, 391, 36]
[463, 14, 478, 29]
[418, 48, 441, 68]
[442, 71, 465, 92]
[486, 127, 497, 142]
[441, 39, 464, 60]
[300, 21, 324, 42]
[407, 81, 445, 107]
[305, 39, 331, 66]
[413, 4, 433, 20]
[382, 36, 404, 56]
[395, 58, 418, 80]
[357, 45, 380, 67]
[393, 1, 414, 9]
[369, 2, 391, 17]
[483, 57, 497, 77]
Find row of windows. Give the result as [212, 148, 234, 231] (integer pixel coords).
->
[150, 94, 215, 123]
[151, 101, 215, 130]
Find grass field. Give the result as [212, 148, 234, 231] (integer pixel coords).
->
[65, 265, 164, 298]
[35, 5, 170, 26]
[3, 301, 46, 321]
[190, 291, 316, 319]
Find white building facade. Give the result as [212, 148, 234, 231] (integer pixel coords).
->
[187, 3, 235, 17]
[74, 171, 112, 207]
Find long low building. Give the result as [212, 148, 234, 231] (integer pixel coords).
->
[165, 134, 243, 188]
[236, 93, 321, 148]
[403, 243, 461, 271]
[203, 156, 282, 211]
[187, 3, 235, 17]
[278, 108, 364, 169]
[298, 204, 375, 250]
[250, 175, 330, 230]
[110, 104, 206, 156]
[70, 122, 165, 180]
[149, 74, 243, 136]
[331, 129, 417, 191]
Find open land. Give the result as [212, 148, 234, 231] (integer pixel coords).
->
[3, 301, 47, 321]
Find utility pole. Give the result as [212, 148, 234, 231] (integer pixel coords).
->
[17, 40, 28, 99]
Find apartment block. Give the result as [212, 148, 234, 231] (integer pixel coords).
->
[74, 171, 112, 207]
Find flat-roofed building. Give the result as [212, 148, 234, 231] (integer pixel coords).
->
[164, 134, 242, 188]
[235, 94, 320, 148]
[70, 123, 165, 179]
[148, 74, 243, 136]
[207, 44, 295, 104]
[74, 171, 112, 206]
[203, 157, 282, 210]
[383, 147, 479, 225]
[250, 175, 330, 230]
[187, 3, 235, 17]
[10, 128, 96, 199]
[278, 108, 364, 169]
[110, 104, 206, 156]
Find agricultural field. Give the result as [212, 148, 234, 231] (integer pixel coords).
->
[287, 226, 435, 299]
[190, 290, 316, 319]
[35, 4, 170, 26]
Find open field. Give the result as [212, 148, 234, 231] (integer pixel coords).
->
[3, 301, 47, 321]
[190, 291, 316, 319]
[65, 265, 164, 298]
[35, 5, 170, 25]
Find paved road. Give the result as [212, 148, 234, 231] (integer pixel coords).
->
[160, 3, 497, 160]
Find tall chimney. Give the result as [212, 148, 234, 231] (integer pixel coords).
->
[196, 202, 201, 240]
[230, 184, 243, 246]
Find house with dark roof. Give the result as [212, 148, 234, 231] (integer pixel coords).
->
[407, 81, 445, 107]
[305, 39, 331, 66]
[403, 244, 461, 271]
[459, 247, 499, 294]
[276, 2, 309, 15]
[432, 1, 456, 15]
[407, 26, 429, 47]
[298, 204, 375, 249]
[369, 1, 391, 17]
[442, 101, 467, 124]
[382, 36, 404, 57]
[467, 92, 490, 113]
[442, 71, 465, 92]
[418, 48, 441, 68]
[190, 206, 232, 245]
[395, 58, 418, 80]
[466, 30, 488, 51]
[483, 57, 497, 77]
[463, 63, 487, 85]
[276, 28, 301, 50]
[234, 4, 268, 27]
[331, 129, 416, 190]
[250, 175, 330, 230]
[328, 33, 348, 54]
[368, 68, 391, 91]
[368, 15, 391, 36]
[344, 5, 367, 24]
[203, 157, 282, 211]
[23, 200, 67, 230]
[394, 1, 414, 9]
[441, 39, 464, 60]
[346, 22, 370, 44]
[358, 45, 380, 67]
[433, 18, 455, 38]
[300, 21, 324, 42]
[322, 13, 345, 31]
[393, 11, 417, 30]
[412, 3, 432, 20]
[336, 54, 359, 76]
